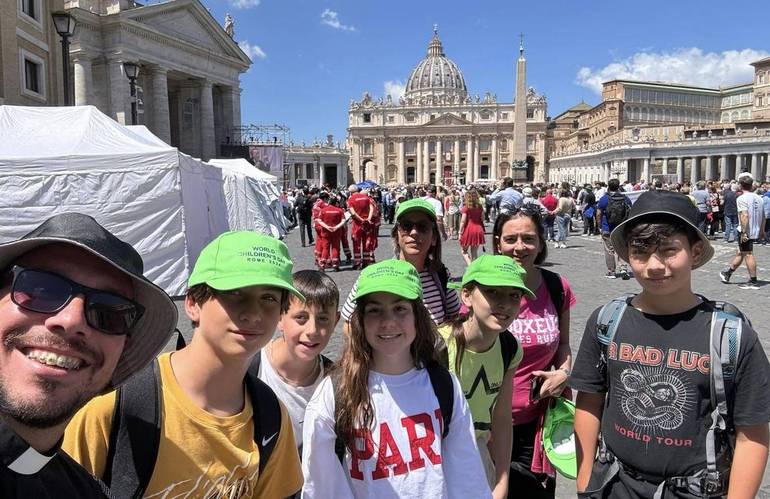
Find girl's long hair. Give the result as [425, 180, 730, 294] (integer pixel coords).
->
[334, 296, 439, 450]
[445, 283, 477, 373]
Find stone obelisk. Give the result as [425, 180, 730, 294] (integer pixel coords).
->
[512, 35, 527, 167]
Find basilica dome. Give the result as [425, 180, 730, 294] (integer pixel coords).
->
[404, 27, 468, 101]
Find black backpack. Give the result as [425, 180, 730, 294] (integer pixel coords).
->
[103, 336, 284, 499]
[436, 325, 519, 374]
[331, 363, 454, 464]
[605, 192, 630, 227]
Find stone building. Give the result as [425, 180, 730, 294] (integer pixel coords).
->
[64, 0, 250, 160]
[548, 55, 770, 184]
[285, 135, 350, 190]
[347, 28, 548, 186]
[1, 0, 67, 105]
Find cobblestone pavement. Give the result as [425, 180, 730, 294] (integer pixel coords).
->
[170, 220, 770, 497]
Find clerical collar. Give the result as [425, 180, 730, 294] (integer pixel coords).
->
[0, 420, 57, 475]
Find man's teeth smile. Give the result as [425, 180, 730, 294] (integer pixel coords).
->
[25, 349, 83, 370]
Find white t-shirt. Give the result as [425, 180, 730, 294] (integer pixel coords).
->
[341, 269, 461, 325]
[301, 368, 491, 499]
[424, 196, 444, 218]
[257, 348, 327, 450]
[736, 192, 764, 239]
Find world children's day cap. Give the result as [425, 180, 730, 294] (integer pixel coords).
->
[188, 231, 304, 299]
[448, 254, 535, 298]
[395, 198, 436, 221]
[354, 260, 423, 301]
[542, 397, 577, 480]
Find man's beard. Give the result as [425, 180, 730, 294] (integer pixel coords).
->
[0, 328, 104, 429]
[0, 378, 92, 428]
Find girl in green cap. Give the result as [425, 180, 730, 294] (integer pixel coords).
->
[302, 260, 491, 498]
[438, 255, 532, 499]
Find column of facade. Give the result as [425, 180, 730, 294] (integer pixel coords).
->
[603, 162, 611, 182]
[107, 59, 129, 124]
[491, 136, 498, 179]
[473, 136, 480, 180]
[751, 153, 760, 179]
[720, 155, 730, 180]
[706, 156, 717, 181]
[435, 138, 443, 186]
[423, 139, 431, 184]
[621, 159, 629, 182]
[149, 67, 171, 145]
[453, 138, 460, 184]
[642, 158, 650, 183]
[199, 80, 215, 160]
[465, 137, 474, 182]
[736, 154, 744, 174]
[397, 140, 406, 184]
[415, 140, 423, 184]
[661, 158, 668, 175]
[72, 55, 93, 106]
[690, 157, 700, 184]
[676, 157, 684, 184]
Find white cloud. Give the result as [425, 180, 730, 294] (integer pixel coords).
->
[321, 9, 356, 32]
[229, 0, 260, 9]
[239, 41, 267, 60]
[384, 80, 405, 101]
[576, 47, 768, 94]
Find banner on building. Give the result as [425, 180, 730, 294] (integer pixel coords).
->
[249, 145, 284, 179]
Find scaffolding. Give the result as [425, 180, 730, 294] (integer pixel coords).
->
[223, 124, 293, 188]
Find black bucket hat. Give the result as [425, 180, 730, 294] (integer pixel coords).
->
[0, 213, 178, 389]
[609, 190, 714, 269]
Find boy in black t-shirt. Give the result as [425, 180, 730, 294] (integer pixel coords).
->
[570, 190, 770, 499]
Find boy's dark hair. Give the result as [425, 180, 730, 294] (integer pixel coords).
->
[608, 178, 620, 191]
[290, 270, 339, 310]
[623, 215, 700, 254]
[186, 283, 290, 327]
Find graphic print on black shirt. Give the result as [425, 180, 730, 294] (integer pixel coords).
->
[569, 300, 770, 479]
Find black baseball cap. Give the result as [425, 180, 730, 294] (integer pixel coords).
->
[609, 190, 714, 269]
[0, 213, 177, 388]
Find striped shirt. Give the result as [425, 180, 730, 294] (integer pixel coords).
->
[341, 268, 461, 325]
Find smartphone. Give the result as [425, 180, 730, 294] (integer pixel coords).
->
[530, 376, 545, 402]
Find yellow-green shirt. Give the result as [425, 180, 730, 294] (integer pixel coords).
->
[63, 352, 302, 498]
[438, 324, 523, 441]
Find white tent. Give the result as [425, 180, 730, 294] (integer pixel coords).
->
[0, 105, 230, 296]
[207, 158, 289, 238]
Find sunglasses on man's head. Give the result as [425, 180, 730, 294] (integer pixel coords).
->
[397, 219, 433, 234]
[9, 266, 144, 336]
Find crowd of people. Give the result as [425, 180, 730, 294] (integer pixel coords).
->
[1, 171, 768, 499]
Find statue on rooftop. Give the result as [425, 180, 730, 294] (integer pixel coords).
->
[224, 13, 234, 38]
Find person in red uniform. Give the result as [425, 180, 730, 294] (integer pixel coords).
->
[311, 191, 329, 269]
[317, 196, 346, 271]
[347, 184, 373, 269]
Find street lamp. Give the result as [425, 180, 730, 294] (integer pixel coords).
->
[51, 12, 76, 106]
[122, 62, 140, 125]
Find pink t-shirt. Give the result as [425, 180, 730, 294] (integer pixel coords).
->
[508, 273, 576, 424]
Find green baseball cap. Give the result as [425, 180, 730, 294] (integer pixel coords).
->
[542, 397, 577, 479]
[354, 260, 422, 301]
[188, 231, 303, 299]
[448, 255, 534, 298]
[395, 198, 435, 221]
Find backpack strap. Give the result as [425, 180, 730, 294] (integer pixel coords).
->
[540, 269, 564, 316]
[104, 360, 162, 499]
[498, 332, 518, 372]
[595, 295, 633, 376]
[245, 360, 282, 478]
[426, 363, 454, 439]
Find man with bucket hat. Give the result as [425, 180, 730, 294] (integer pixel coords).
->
[570, 190, 770, 499]
[0, 212, 177, 496]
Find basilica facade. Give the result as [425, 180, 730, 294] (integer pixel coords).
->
[347, 29, 548, 186]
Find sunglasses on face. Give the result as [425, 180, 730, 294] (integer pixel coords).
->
[397, 219, 433, 234]
[9, 266, 144, 336]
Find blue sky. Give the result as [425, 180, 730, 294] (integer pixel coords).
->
[203, 0, 767, 144]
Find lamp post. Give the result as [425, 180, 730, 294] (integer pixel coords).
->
[51, 12, 76, 106]
[122, 62, 139, 125]
[313, 153, 320, 188]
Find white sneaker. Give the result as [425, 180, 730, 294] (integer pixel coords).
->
[739, 281, 760, 290]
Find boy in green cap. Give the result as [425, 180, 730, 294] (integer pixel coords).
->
[64, 232, 303, 498]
